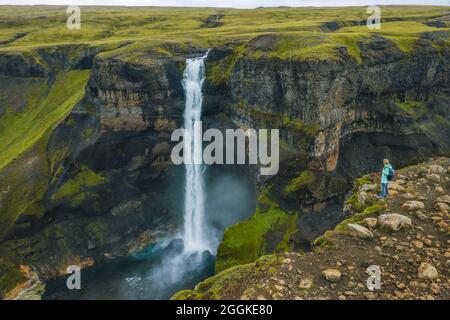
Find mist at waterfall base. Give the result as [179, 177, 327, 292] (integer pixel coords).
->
[43, 53, 256, 300]
[43, 167, 255, 300]
[137, 53, 257, 299]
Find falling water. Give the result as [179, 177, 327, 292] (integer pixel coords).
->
[182, 51, 210, 253]
[42, 51, 257, 300]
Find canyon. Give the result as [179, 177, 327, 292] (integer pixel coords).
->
[0, 5, 449, 299]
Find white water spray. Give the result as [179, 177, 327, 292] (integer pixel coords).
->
[182, 51, 210, 253]
[143, 53, 212, 293]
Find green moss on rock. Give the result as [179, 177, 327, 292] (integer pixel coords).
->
[0, 69, 90, 240]
[0, 70, 90, 171]
[51, 165, 106, 205]
[397, 99, 427, 120]
[343, 173, 378, 213]
[0, 259, 26, 298]
[85, 221, 110, 245]
[215, 188, 297, 273]
[0, 132, 49, 240]
[207, 43, 246, 86]
[313, 172, 385, 250]
[313, 230, 336, 250]
[172, 255, 280, 300]
[335, 203, 386, 232]
[284, 170, 315, 194]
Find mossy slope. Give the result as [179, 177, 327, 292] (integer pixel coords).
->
[0, 6, 448, 64]
[0, 70, 90, 170]
[215, 188, 298, 273]
[0, 70, 90, 240]
[172, 255, 279, 300]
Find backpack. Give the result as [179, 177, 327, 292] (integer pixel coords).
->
[387, 167, 395, 181]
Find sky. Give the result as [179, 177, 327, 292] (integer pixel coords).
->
[0, 0, 448, 9]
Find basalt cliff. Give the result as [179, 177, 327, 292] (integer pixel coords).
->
[173, 157, 450, 300]
[0, 6, 449, 299]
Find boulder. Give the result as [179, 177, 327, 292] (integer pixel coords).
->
[360, 184, 377, 192]
[412, 240, 423, 249]
[435, 186, 445, 194]
[402, 201, 425, 211]
[163, 239, 184, 256]
[323, 269, 341, 283]
[389, 182, 405, 191]
[429, 165, 445, 175]
[347, 223, 374, 239]
[378, 213, 412, 232]
[426, 173, 441, 183]
[401, 192, 416, 200]
[357, 191, 367, 205]
[298, 278, 313, 290]
[435, 195, 450, 205]
[363, 218, 378, 229]
[434, 202, 449, 212]
[418, 263, 439, 280]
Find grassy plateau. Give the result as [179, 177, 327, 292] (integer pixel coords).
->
[0, 5, 449, 297]
[0, 5, 447, 175]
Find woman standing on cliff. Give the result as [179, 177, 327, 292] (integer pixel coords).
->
[377, 159, 394, 199]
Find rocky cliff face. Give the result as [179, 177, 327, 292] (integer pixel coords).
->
[0, 46, 197, 297]
[219, 33, 450, 175]
[207, 32, 450, 271]
[0, 29, 449, 298]
[86, 55, 185, 131]
[172, 158, 450, 300]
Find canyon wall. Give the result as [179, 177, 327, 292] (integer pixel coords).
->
[0, 47, 193, 296]
[207, 32, 450, 271]
[0, 29, 449, 296]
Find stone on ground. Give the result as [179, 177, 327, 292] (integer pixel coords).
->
[429, 165, 445, 175]
[347, 223, 374, 239]
[363, 218, 377, 229]
[417, 263, 439, 280]
[360, 184, 377, 192]
[435, 195, 450, 204]
[378, 213, 412, 231]
[434, 202, 449, 212]
[389, 182, 405, 191]
[402, 201, 425, 211]
[357, 191, 367, 205]
[323, 269, 342, 283]
[426, 173, 441, 183]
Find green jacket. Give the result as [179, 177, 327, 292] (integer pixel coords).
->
[381, 164, 393, 184]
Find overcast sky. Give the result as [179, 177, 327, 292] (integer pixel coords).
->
[0, 1, 448, 8]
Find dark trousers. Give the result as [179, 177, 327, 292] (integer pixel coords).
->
[380, 183, 389, 198]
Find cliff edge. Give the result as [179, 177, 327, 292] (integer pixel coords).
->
[173, 157, 450, 300]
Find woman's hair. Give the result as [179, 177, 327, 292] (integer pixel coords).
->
[383, 159, 389, 164]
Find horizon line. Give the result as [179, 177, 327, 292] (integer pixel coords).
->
[0, 3, 448, 8]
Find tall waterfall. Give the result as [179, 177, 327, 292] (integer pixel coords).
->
[182, 51, 209, 252]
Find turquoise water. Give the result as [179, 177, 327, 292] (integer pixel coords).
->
[43, 241, 214, 300]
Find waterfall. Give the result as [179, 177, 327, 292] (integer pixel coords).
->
[182, 51, 210, 253]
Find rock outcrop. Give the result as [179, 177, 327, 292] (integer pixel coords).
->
[0, 45, 195, 297]
[210, 31, 450, 273]
[173, 158, 450, 300]
[1, 9, 450, 299]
